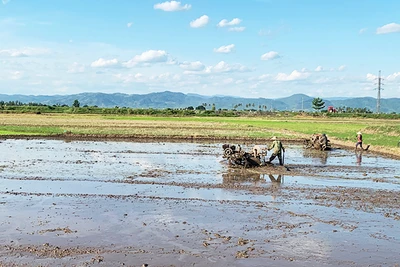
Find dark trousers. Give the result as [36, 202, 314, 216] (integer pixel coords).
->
[355, 141, 363, 149]
[268, 153, 283, 166]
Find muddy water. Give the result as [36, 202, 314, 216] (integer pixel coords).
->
[0, 139, 399, 267]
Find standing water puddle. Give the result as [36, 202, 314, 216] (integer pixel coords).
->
[0, 139, 399, 197]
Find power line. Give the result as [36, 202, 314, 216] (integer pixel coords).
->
[374, 70, 384, 114]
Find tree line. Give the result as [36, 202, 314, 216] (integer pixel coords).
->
[0, 98, 396, 119]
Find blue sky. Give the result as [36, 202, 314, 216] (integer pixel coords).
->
[0, 0, 399, 98]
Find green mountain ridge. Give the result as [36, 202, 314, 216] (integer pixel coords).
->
[0, 91, 398, 113]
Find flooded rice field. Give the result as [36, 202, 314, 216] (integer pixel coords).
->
[0, 139, 399, 267]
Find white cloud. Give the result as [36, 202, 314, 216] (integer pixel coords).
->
[179, 61, 205, 71]
[312, 77, 332, 84]
[213, 44, 235, 53]
[260, 51, 280, 61]
[67, 62, 85, 73]
[366, 73, 377, 81]
[127, 22, 133, 28]
[149, 72, 181, 82]
[314, 65, 346, 72]
[258, 74, 272, 80]
[359, 28, 367, 34]
[366, 72, 399, 82]
[222, 78, 234, 84]
[2, 0, 10, 4]
[276, 70, 310, 81]
[10, 71, 22, 80]
[217, 18, 241, 27]
[124, 50, 168, 67]
[190, 15, 209, 28]
[0, 50, 27, 57]
[206, 61, 250, 74]
[183, 61, 251, 75]
[154, 1, 191, 11]
[115, 72, 182, 85]
[386, 72, 400, 81]
[0, 47, 49, 57]
[166, 58, 179, 65]
[90, 58, 119, 68]
[6, 30, 400, 98]
[249, 81, 265, 89]
[131, 50, 168, 63]
[114, 73, 145, 83]
[376, 23, 400, 34]
[228, 27, 245, 32]
[315, 66, 323, 72]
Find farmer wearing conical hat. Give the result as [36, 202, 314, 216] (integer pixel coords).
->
[356, 131, 370, 151]
[266, 136, 285, 166]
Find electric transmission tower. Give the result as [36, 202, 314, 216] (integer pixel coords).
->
[375, 70, 384, 114]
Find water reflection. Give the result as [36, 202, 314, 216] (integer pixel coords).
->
[268, 174, 284, 183]
[302, 149, 329, 165]
[355, 151, 363, 166]
[268, 174, 284, 201]
[221, 171, 286, 186]
[221, 172, 285, 201]
[222, 171, 265, 185]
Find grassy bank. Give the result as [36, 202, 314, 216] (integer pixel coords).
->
[0, 113, 399, 157]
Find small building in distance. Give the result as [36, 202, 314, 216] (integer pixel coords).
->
[327, 106, 337, 113]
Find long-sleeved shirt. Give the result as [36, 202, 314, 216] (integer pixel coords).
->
[268, 140, 285, 155]
[319, 135, 328, 145]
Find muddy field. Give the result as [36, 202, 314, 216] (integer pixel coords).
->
[0, 139, 399, 267]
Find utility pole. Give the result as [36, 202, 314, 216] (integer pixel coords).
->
[302, 97, 304, 111]
[375, 70, 384, 114]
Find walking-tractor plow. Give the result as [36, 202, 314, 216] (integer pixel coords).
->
[222, 144, 267, 168]
[303, 134, 331, 151]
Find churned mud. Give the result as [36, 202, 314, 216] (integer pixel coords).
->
[0, 139, 399, 267]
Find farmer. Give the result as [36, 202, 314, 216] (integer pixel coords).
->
[355, 131, 370, 151]
[266, 136, 285, 166]
[355, 131, 363, 149]
[319, 133, 329, 150]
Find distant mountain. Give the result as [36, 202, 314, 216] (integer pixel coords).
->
[325, 97, 352, 100]
[0, 91, 399, 113]
[186, 93, 211, 99]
